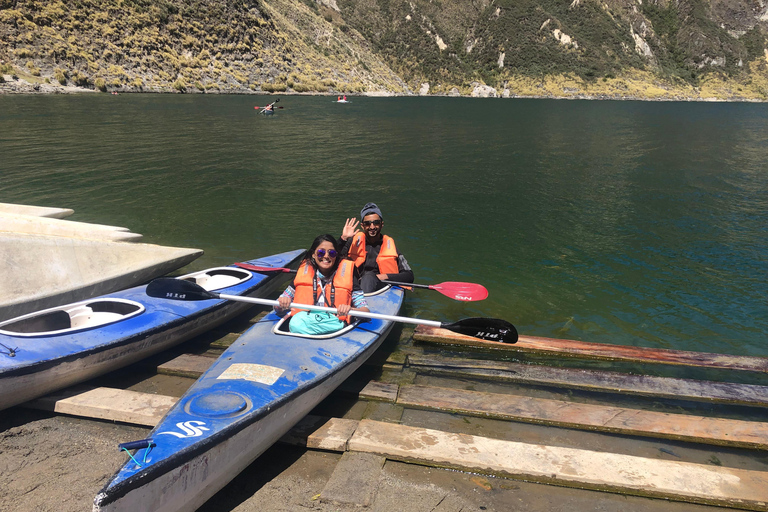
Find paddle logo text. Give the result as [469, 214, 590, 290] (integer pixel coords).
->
[165, 292, 186, 299]
[454, 294, 472, 301]
[158, 421, 209, 438]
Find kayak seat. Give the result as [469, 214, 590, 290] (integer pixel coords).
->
[364, 284, 391, 297]
[0, 299, 145, 337]
[0, 310, 72, 334]
[178, 268, 252, 291]
[272, 315, 359, 339]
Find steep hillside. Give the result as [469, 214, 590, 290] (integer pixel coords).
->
[0, 0, 408, 93]
[337, 0, 768, 98]
[1, 0, 768, 99]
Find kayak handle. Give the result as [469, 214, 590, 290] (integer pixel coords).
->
[119, 439, 155, 451]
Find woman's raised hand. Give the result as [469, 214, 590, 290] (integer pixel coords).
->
[341, 218, 359, 241]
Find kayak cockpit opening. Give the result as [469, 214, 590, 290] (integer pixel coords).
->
[178, 267, 252, 291]
[270, 286, 390, 339]
[0, 299, 145, 337]
[364, 284, 391, 297]
[272, 315, 360, 339]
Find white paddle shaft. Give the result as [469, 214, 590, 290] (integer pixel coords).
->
[217, 293, 442, 327]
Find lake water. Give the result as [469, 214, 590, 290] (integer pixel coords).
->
[1, 94, 766, 357]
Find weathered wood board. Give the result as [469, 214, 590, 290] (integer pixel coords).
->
[349, 419, 768, 511]
[156, 353, 216, 378]
[22, 386, 768, 509]
[408, 355, 768, 407]
[24, 387, 177, 426]
[414, 326, 768, 373]
[397, 385, 768, 449]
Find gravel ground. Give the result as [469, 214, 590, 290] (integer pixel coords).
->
[0, 407, 722, 512]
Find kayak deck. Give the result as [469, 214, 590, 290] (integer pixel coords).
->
[95, 285, 405, 512]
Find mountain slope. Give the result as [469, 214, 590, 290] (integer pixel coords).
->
[1, 0, 767, 99]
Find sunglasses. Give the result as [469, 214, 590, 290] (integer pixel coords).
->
[362, 220, 382, 227]
[315, 248, 337, 259]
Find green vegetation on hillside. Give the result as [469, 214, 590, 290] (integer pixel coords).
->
[1, 0, 767, 99]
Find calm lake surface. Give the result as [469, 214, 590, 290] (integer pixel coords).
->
[1, 94, 766, 357]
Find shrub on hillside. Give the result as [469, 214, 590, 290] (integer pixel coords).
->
[54, 68, 67, 85]
[94, 77, 106, 91]
[26, 60, 41, 76]
[261, 82, 287, 92]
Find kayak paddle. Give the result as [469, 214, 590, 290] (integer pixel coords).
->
[381, 280, 487, 301]
[146, 278, 517, 343]
[235, 262, 296, 273]
[234, 262, 488, 301]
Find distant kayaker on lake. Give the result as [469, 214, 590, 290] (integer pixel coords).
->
[274, 234, 370, 335]
[340, 202, 414, 293]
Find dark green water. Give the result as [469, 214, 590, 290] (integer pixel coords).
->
[1, 94, 766, 356]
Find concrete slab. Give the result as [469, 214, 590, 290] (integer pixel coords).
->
[0, 232, 202, 321]
[320, 451, 385, 506]
[0, 212, 142, 242]
[349, 419, 768, 510]
[0, 202, 74, 218]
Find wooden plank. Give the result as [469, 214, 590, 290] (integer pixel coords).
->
[359, 381, 398, 402]
[413, 325, 768, 374]
[157, 353, 216, 378]
[307, 417, 360, 451]
[397, 385, 768, 450]
[208, 332, 241, 349]
[349, 419, 768, 511]
[23, 386, 768, 510]
[23, 387, 177, 426]
[408, 355, 768, 407]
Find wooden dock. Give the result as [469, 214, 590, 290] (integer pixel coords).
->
[413, 325, 768, 373]
[23, 385, 768, 511]
[15, 316, 768, 511]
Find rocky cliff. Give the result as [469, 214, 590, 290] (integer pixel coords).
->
[1, 0, 767, 99]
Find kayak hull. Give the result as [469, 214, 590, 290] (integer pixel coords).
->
[94, 285, 405, 512]
[0, 249, 304, 411]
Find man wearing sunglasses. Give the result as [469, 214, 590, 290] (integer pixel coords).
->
[340, 202, 414, 293]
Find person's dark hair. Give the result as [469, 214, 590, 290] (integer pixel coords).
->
[304, 234, 340, 272]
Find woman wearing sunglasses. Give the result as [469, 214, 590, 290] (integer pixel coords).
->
[274, 234, 369, 335]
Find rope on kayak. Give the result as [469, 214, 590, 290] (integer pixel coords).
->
[121, 446, 144, 467]
[0, 342, 18, 357]
[119, 439, 155, 467]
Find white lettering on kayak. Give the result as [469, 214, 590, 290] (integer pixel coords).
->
[158, 421, 210, 438]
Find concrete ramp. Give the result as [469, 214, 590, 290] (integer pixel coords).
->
[0, 233, 203, 321]
[0, 202, 74, 219]
[0, 212, 143, 242]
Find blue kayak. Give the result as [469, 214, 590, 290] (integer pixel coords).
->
[94, 284, 405, 512]
[0, 249, 304, 412]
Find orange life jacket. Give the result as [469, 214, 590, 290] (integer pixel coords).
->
[347, 233, 399, 275]
[291, 259, 354, 322]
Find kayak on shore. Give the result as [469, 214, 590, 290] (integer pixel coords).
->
[0, 249, 304, 412]
[93, 283, 405, 512]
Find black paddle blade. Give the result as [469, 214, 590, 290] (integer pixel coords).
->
[145, 278, 219, 301]
[441, 317, 518, 344]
